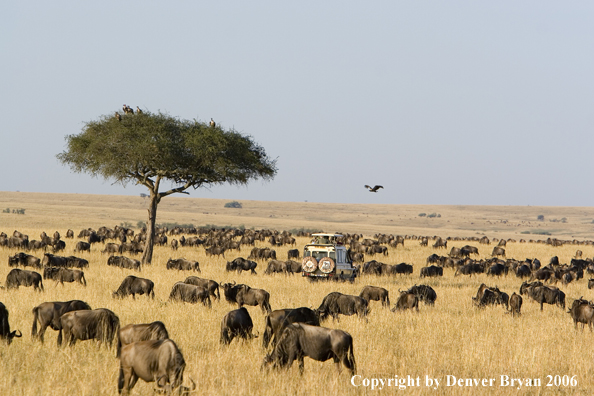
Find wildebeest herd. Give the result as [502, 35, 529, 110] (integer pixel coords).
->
[2, 227, 594, 394]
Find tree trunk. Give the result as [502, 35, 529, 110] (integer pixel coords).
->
[141, 193, 159, 264]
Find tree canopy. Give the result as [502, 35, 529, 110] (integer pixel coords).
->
[57, 110, 277, 263]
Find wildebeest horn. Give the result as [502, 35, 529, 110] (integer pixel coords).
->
[231, 280, 236, 286]
[253, 330, 260, 339]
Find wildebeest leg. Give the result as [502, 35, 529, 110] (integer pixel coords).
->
[252, 269, 257, 275]
[132, 293, 136, 300]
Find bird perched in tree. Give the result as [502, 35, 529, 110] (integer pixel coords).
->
[123, 104, 129, 114]
[210, 118, 216, 128]
[115, 112, 121, 121]
[136, 106, 142, 114]
[127, 105, 134, 114]
[365, 185, 384, 192]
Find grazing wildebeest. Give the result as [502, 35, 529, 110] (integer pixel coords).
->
[432, 238, 447, 249]
[5, 268, 43, 291]
[221, 282, 272, 314]
[515, 264, 532, 279]
[170, 239, 179, 251]
[265, 307, 321, 349]
[205, 246, 226, 258]
[420, 237, 428, 246]
[460, 245, 479, 257]
[359, 286, 390, 307]
[66, 229, 74, 238]
[262, 323, 356, 375]
[57, 308, 120, 349]
[486, 263, 508, 277]
[226, 257, 258, 275]
[43, 267, 86, 286]
[8, 252, 41, 268]
[285, 260, 302, 274]
[420, 265, 443, 278]
[74, 241, 91, 253]
[568, 298, 594, 331]
[220, 307, 257, 345]
[183, 276, 220, 300]
[507, 293, 522, 317]
[391, 263, 413, 275]
[317, 292, 368, 321]
[52, 240, 66, 253]
[392, 291, 419, 312]
[528, 267, 554, 283]
[168, 282, 211, 307]
[589, 279, 594, 290]
[287, 249, 300, 260]
[264, 260, 289, 275]
[262, 309, 293, 349]
[407, 285, 437, 305]
[449, 247, 461, 258]
[166, 258, 200, 272]
[31, 300, 91, 343]
[108, 256, 141, 271]
[520, 281, 565, 311]
[455, 263, 484, 277]
[102, 243, 121, 255]
[491, 247, 506, 257]
[113, 276, 154, 299]
[117, 321, 169, 357]
[0, 303, 22, 344]
[118, 339, 195, 395]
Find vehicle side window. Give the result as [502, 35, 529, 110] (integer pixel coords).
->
[304, 250, 311, 257]
[329, 252, 336, 260]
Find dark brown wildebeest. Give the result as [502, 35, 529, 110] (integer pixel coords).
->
[52, 240, 66, 253]
[113, 276, 154, 299]
[43, 267, 86, 286]
[31, 300, 91, 343]
[528, 267, 554, 283]
[420, 237, 428, 246]
[391, 263, 413, 275]
[118, 339, 195, 395]
[285, 260, 302, 274]
[183, 276, 220, 300]
[5, 268, 43, 291]
[57, 308, 120, 349]
[359, 286, 390, 307]
[102, 243, 121, 255]
[170, 239, 179, 251]
[392, 291, 419, 312]
[107, 256, 141, 271]
[515, 264, 532, 279]
[568, 298, 594, 331]
[168, 282, 211, 307]
[420, 266, 443, 278]
[0, 302, 22, 344]
[117, 321, 169, 357]
[455, 263, 485, 277]
[166, 258, 200, 272]
[287, 249, 300, 260]
[221, 282, 272, 314]
[74, 241, 91, 253]
[8, 252, 41, 268]
[262, 323, 356, 375]
[589, 279, 594, 290]
[520, 281, 565, 311]
[66, 229, 74, 238]
[226, 257, 258, 275]
[491, 247, 506, 257]
[263, 308, 320, 349]
[507, 293, 522, 317]
[220, 307, 257, 345]
[498, 239, 507, 247]
[486, 263, 508, 277]
[460, 245, 479, 257]
[449, 247, 461, 258]
[407, 285, 437, 305]
[432, 238, 447, 249]
[317, 292, 368, 321]
[264, 260, 289, 275]
[263, 309, 292, 349]
[205, 246, 226, 258]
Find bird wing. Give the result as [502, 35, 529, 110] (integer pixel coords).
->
[364, 185, 372, 190]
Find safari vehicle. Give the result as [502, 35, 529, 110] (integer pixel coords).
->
[301, 234, 357, 281]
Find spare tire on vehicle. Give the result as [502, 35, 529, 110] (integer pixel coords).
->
[302, 257, 318, 272]
[318, 257, 335, 274]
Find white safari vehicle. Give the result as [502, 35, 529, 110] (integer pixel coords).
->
[301, 233, 357, 281]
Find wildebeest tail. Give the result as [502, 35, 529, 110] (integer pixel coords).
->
[215, 284, 220, 300]
[347, 339, 357, 375]
[31, 306, 39, 338]
[39, 278, 44, 292]
[57, 328, 63, 347]
[117, 363, 125, 393]
[262, 315, 273, 348]
[81, 273, 87, 287]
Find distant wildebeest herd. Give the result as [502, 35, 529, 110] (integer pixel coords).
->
[1, 226, 594, 394]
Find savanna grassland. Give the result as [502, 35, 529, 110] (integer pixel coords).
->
[1, 192, 594, 396]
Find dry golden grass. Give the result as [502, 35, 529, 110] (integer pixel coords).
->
[1, 192, 594, 395]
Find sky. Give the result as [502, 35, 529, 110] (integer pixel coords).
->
[1, 2, 593, 206]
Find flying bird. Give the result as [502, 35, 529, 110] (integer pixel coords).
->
[365, 185, 384, 192]
[210, 118, 216, 128]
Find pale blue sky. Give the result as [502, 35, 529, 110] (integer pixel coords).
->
[2, 2, 593, 206]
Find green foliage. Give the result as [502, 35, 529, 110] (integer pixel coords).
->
[157, 222, 195, 229]
[136, 221, 146, 229]
[120, 221, 134, 228]
[427, 213, 441, 218]
[224, 201, 242, 208]
[418, 213, 426, 217]
[2, 208, 9, 213]
[537, 215, 545, 221]
[2, 208, 25, 214]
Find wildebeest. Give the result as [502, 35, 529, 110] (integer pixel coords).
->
[265, 307, 321, 349]
[263, 309, 292, 349]
[8, 252, 42, 268]
[0, 302, 22, 344]
[226, 257, 258, 275]
[568, 298, 594, 331]
[515, 264, 532, 279]
[486, 263, 508, 277]
[52, 240, 66, 253]
[264, 260, 289, 275]
[205, 246, 226, 258]
[391, 263, 413, 275]
[460, 245, 479, 257]
[113, 276, 154, 299]
[359, 286, 390, 307]
[220, 307, 257, 345]
[102, 243, 121, 255]
[420, 265, 443, 278]
[42, 253, 88, 268]
[406, 285, 437, 305]
[5, 268, 44, 291]
[317, 292, 368, 321]
[285, 260, 302, 274]
[455, 263, 484, 277]
[507, 292, 522, 317]
[392, 291, 419, 312]
[108, 256, 141, 271]
[117, 321, 169, 357]
[31, 300, 91, 343]
[74, 241, 91, 253]
[57, 308, 120, 349]
[183, 276, 220, 300]
[262, 323, 356, 375]
[589, 279, 594, 290]
[287, 249, 300, 260]
[491, 247, 506, 257]
[529, 267, 554, 283]
[166, 258, 200, 272]
[43, 267, 86, 286]
[221, 282, 272, 314]
[169, 282, 211, 307]
[520, 281, 565, 311]
[118, 339, 195, 395]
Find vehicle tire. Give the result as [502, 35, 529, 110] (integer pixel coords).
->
[318, 257, 335, 273]
[302, 257, 318, 272]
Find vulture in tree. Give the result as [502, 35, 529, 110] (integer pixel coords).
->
[365, 185, 384, 192]
[136, 106, 142, 114]
[210, 118, 216, 128]
[115, 112, 122, 121]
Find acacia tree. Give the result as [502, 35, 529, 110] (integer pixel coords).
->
[57, 110, 277, 264]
